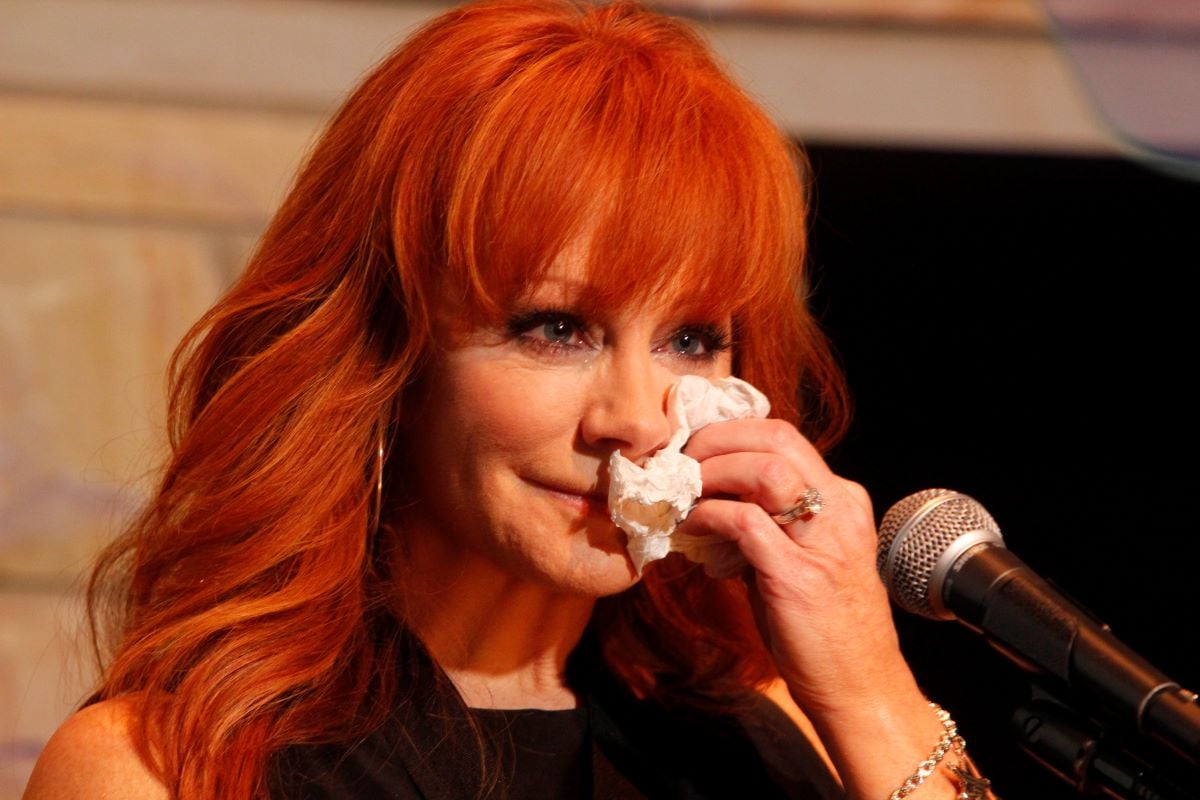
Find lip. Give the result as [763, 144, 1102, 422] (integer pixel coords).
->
[529, 479, 610, 515]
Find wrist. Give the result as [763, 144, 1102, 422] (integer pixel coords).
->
[802, 691, 992, 800]
[783, 641, 916, 719]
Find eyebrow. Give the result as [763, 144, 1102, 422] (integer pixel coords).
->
[512, 278, 590, 304]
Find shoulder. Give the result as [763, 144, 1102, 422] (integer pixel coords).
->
[759, 678, 836, 776]
[22, 695, 169, 800]
[763, 681, 840, 777]
[590, 677, 845, 799]
[733, 680, 845, 799]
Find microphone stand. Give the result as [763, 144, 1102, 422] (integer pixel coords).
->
[1012, 686, 1200, 799]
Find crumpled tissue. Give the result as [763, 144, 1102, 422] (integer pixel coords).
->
[608, 375, 770, 578]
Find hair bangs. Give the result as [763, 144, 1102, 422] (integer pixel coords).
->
[437, 2, 805, 330]
[580, 72, 807, 325]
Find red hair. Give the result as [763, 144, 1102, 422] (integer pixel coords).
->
[87, 0, 849, 796]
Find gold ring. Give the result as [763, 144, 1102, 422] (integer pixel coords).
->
[771, 488, 824, 525]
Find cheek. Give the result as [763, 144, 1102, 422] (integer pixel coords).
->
[427, 358, 586, 469]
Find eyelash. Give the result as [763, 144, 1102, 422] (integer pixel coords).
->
[505, 309, 731, 362]
[664, 323, 731, 361]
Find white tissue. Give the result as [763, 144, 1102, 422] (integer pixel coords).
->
[608, 375, 771, 577]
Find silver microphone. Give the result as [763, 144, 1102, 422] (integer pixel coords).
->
[876, 488, 1200, 766]
[877, 487, 1003, 621]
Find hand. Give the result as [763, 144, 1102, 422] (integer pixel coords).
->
[678, 418, 969, 798]
[679, 417, 910, 711]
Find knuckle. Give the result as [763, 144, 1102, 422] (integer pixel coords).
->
[841, 477, 866, 496]
[732, 504, 769, 537]
[765, 419, 799, 450]
[841, 479, 873, 512]
[758, 458, 794, 496]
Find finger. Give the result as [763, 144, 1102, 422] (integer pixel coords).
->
[680, 498, 803, 579]
[696, 451, 811, 516]
[684, 418, 832, 482]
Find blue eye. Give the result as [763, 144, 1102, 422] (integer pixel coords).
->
[506, 310, 587, 351]
[671, 331, 706, 356]
[664, 325, 730, 360]
[540, 318, 578, 344]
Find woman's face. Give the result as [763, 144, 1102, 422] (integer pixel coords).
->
[401, 252, 734, 597]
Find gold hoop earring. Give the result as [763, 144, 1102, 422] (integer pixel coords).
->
[372, 421, 384, 536]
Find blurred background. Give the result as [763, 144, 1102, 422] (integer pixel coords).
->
[2, 0, 1197, 797]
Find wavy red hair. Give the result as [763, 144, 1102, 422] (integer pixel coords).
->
[86, 0, 849, 796]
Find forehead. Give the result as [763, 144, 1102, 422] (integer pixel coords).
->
[513, 241, 730, 323]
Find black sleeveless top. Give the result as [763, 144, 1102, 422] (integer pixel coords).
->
[269, 633, 843, 799]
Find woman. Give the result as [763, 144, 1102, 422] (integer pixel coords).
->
[25, 1, 992, 797]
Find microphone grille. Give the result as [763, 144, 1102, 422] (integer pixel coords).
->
[877, 488, 1003, 618]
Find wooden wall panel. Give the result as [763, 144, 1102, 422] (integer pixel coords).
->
[0, 217, 233, 584]
[0, 95, 322, 226]
[0, 0, 440, 110]
[0, 590, 91, 800]
[0, 0, 1112, 152]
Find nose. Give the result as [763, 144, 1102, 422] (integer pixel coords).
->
[579, 348, 673, 463]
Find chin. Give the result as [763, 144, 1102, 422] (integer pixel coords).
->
[592, 553, 643, 597]
[553, 527, 642, 598]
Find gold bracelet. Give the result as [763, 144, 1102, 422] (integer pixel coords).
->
[889, 701, 991, 800]
[947, 761, 993, 800]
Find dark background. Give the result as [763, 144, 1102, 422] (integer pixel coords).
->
[804, 143, 1200, 797]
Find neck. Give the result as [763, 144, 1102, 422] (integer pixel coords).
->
[393, 525, 596, 711]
